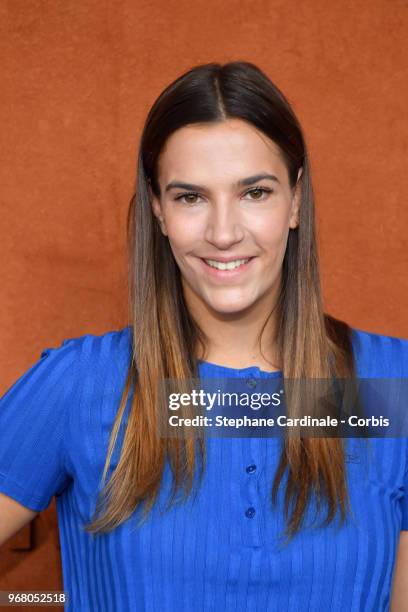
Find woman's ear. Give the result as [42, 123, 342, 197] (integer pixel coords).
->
[148, 180, 168, 236]
[289, 166, 303, 229]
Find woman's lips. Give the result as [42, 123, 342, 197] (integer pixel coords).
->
[199, 256, 256, 279]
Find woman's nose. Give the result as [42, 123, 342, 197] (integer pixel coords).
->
[204, 200, 245, 248]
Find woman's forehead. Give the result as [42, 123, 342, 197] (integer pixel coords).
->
[157, 120, 286, 185]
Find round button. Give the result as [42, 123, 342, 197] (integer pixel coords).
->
[245, 507, 256, 519]
[245, 377, 257, 388]
[246, 464, 257, 473]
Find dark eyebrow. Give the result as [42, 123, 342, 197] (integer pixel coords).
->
[164, 173, 280, 193]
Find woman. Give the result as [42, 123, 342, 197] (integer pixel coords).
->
[0, 61, 407, 611]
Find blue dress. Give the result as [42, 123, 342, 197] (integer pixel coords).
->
[0, 325, 407, 611]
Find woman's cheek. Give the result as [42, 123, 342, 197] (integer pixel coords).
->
[167, 218, 203, 247]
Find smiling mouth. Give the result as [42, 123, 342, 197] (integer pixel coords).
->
[200, 257, 255, 272]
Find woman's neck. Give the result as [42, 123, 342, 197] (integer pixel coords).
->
[197, 350, 281, 372]
[185, 286, 281, 372]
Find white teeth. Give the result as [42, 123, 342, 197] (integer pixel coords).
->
[204, 258, 250, 270]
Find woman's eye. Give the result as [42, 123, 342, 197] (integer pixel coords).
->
[174, 192, 201, 205]
[245, 187, 272, 200]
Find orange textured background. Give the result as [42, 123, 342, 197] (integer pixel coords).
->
[0, 0, 407, 597]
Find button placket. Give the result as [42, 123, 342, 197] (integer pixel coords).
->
[243, 375, 260, 515]
[240, 435, 265, 546]
[245, 373, 258, 389]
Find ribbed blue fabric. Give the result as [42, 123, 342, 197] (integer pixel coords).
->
[0, 325, 408, 611]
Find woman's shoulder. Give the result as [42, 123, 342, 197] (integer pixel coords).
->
[55, 324, 131, 348]
[27, 326, 134, 396]
[1, 325, 133, 412]
[349, 325, 408, 377]
[48, 325, 132, 364]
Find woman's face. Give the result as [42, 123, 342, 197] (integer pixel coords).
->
[150, 118, 302, 316]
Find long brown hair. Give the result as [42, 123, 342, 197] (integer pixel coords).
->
[84, 61, 361, 543]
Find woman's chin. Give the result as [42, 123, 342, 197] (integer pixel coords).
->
[205, 299, 255, 317]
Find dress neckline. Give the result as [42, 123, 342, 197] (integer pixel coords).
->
[197, 359, 282, 377]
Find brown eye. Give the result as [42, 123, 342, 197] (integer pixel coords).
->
[175, 192, 201, 205]
[245, 187, 272, 200]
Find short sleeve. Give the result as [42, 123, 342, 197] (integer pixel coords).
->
[401, 440, 408, 530]
[0, 338, 78, 512]
[399, 339, 408, 530]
